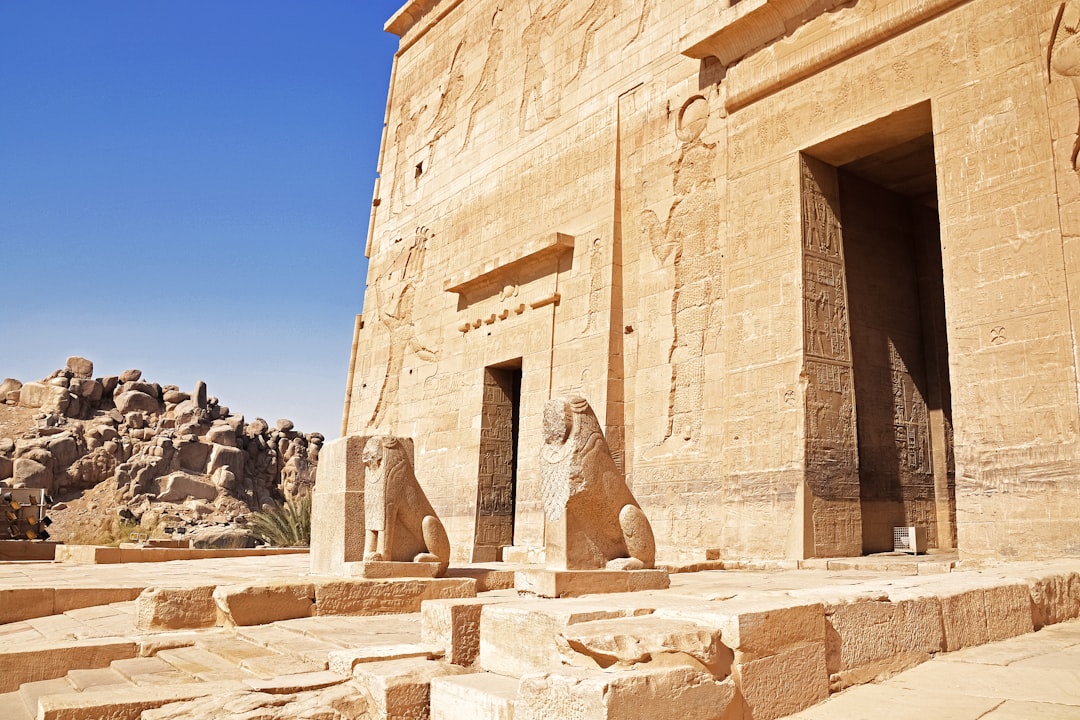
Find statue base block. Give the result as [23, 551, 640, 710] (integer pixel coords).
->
[343, 561, 443, 579]
[514, 568, 670, 598]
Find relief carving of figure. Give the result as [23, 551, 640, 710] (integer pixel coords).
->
[639, 96, 720, 447]
[569, 0, 614, 84]
[390, 95, 428, 214]
[519, 0, 572, 132]
[426, 40, 466, 168]
[539, 396, 656, 570]
[1050, 2, 1080, 168]
[362, 435, 451, 575]
[460, 7, 504, 153]
[369, 227, 439, 430]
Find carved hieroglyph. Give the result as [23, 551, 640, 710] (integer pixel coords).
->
[473, 368, 517, 557]
[361, 435, 450, 575]
[640, 95, 721, 446]
[539, 396, 656, 570]
[369, 227, 439, 430]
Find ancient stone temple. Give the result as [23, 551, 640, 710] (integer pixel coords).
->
[343, 0, 1080, 563]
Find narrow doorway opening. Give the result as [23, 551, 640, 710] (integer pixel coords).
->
[472, 360, 522, 561]
[839, 136, 955, 552]
[802, 102, 956, 555]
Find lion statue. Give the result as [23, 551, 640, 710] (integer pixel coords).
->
[539, 396, 656, 570]
[361, 435, 450, 575]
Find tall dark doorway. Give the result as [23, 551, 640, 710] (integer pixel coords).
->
[802, 103, 956, 556]
[838, 132, 956, 553]
[472, 360, 522, 561]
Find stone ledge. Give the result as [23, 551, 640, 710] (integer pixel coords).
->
[514, 569, 670, 598]
[343, 561, 443, 579]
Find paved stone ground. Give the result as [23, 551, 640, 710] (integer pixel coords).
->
[782, 618, 1080, 719]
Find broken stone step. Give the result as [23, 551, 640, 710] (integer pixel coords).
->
[430, 672, 519, 720]
[327, 643, 445, 675]
[18, 677, 74, 716]
[35, 679, 245, 720]
[0, 690, 32, 720]
[241, 652, 325, 678]
[242, 669, 347, 695]
[195, 636, 276, 664]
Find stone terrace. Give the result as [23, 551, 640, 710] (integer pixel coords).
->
[0, 554, 1077, 718]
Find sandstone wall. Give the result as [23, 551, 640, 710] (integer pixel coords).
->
[347, 0, 1080, 562]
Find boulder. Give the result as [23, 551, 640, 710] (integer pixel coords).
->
[157, 472, 219, 503]
[189, 526, 257, 549]
[177, 439, 212, 473]
[70, 378, 103, 402]
[194, 380, 208, 409]
[0, 456, 11, 481]
[205, 424, 236, 447]
[46, 434, 79, 469]
[12, 457, 52, 491]
[0, 378, 22, 397]
[163, 389, 189, 404]
[207, 443, 245, 479]
[276, 418, 295, 432]
[65, 356, 94, 378]
[119, 369, 142, 382]
[115, 390, 161, 415]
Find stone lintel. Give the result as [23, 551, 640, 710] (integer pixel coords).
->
[679, 0, 968, 112]
[344, 561, 443, 579]
[444, 233, 574, 298]
[514, 569, 670, 598]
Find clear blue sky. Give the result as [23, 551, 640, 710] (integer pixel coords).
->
[0, 1, 405, 438]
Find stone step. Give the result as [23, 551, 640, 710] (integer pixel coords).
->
[66, 666, 131, 692]
[430, 672, 518, 720]
[155, 645, 253, 682]
[19, 676, 75, 713]
[110, 656, 193, 686]
[350, 657, 474, 719]
[0, 690, 32, 720]
[35, 679, 244, 720]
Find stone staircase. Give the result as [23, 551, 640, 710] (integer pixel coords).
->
[0, 612, 445, 720]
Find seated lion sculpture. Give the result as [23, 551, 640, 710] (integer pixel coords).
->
[361, 435, 450, 575]
[539, 396, 656, 570]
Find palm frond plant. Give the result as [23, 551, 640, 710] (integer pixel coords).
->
[248, 493, 311, 547]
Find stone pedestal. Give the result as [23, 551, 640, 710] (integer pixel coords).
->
[514, 569, 670, 598]
[343, 561, 443, 579]
[309, 435, 372, 575]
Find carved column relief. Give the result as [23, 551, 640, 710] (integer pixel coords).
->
[800, 155, 861, 557]
[472, 367, 519, 560]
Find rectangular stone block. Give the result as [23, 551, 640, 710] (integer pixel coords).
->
[430, 673, 519, 720]
[328, 645, 444, 675]
[136, 586, 218, 630]
[54, 587, 142, 614]
[344, 561, 442, 579]
[213, 582, 314, 626]
[309, 434, 371, 576]
[0, 588, 53, 625]
[314, 578, 475, 617]
[825, 588, 944, 690]
[515, 666, 737, 720]
[514, 569, 669, 598]
[422, 597, 514, 667]
[1025, 569, 1080, 629]
[351, 658, 473, 720]
[934, 578, 1034, 651]
[734, 641, 829, 720]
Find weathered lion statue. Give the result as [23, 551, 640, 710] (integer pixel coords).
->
[361, 435, 450, 575]
[539, 396, 656, 570]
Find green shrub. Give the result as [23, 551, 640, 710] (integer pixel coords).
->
[249, 493, 311, 547]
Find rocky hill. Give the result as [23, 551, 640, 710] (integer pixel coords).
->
[0, 357, 322, 547]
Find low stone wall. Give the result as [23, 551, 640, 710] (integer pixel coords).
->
[54, 544, 308, 564]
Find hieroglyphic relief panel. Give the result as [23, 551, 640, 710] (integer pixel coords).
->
[800, 155, 860, 555]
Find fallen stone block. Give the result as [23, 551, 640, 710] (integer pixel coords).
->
[515, 666, 737, 720]
[213, 582, 314, 626]
[313, 577, 475, 617]
[558, 615, 733, 677]
[136, 586, 218, 630]
[351, 657, 473, 720]
[430, 673, 518, 720]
